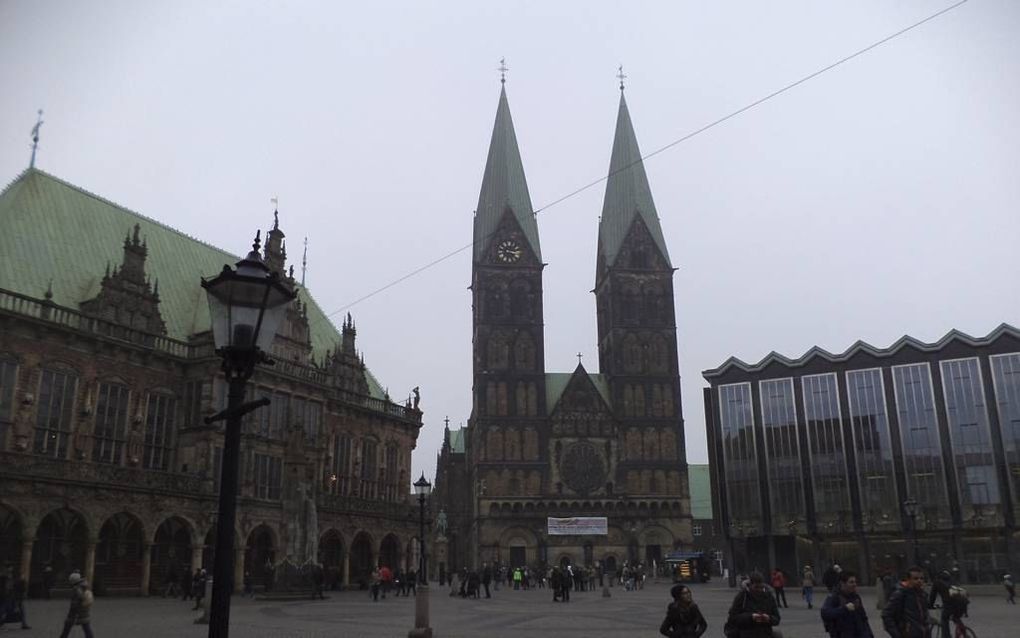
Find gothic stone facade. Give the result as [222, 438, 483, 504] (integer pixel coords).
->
[434, 86, 692, 575]
[0, 169, 424, 595]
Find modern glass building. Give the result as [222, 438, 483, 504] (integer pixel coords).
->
[703, 324, 1020, 584]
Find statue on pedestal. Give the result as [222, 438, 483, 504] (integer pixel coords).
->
[12, 394, 34, 452]
[436, 509, 448, 537]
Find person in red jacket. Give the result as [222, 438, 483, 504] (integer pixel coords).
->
[770, 569, 788, 608]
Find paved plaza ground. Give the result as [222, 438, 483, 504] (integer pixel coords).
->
[7, 582, 1019, 637]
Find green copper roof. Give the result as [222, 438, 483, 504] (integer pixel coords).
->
[449, 427, 465, 454]
[688, 464, 713, 519]
[545, 369, 611, 414]
[473, 85, 541, 261]
[0, 168, 385, 399]
[597, 92, 672, 268]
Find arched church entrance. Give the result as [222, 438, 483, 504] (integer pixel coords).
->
[151, 517, 193, 594]
[32, 508, 88, 590]
[0, 505, 23, 574]
[318, 530, 344, 590]
[379, 534, 400, 569]
[246, 525, 276, 592]
[350, 532, 373, 588]
[95, 512, 144, 594]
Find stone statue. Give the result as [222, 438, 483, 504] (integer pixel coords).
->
[412, 386, 420, 410]
[303, 486, 319, 564]
[12, 394, 34, 452]
[126, 418, 144, 466]
[436, 509, 448, 536]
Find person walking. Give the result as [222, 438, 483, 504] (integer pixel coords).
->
[551, 567, 562, 602]
[512, 567, 522, 590]
[803, 564, 817, 609]
[723, 572, 781, 638]
[880, 567, 930, 638]
[370, 567, 381, 601]
[771, 569, 788, 608]
[163, 563, 179, 598]
[1004, 574, 1015, 604]
[659, 584, 707, 638]
[823, 563, 842, 593]
[42, 563, 55, 599]
[821, 570, 874, 638]
[59, 571, 94, 638]
[482, 562, 492, 599]
[191, 568, 207, 611]
[0, 566, 30, 630]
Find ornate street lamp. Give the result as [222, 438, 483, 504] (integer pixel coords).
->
[410, 472, 433, 638]
[202, 231, 296, 638]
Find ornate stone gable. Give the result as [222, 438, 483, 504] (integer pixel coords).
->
[79, 224, 167, 335]
[324, 313, 369, 395]
[548, 366, 618, 497]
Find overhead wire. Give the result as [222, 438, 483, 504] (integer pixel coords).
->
[324, 0, 969, 319]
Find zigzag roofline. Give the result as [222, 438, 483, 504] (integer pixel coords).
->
[702, 323, 1020, 378]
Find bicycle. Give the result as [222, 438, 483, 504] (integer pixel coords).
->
[930, 613, 977, 638]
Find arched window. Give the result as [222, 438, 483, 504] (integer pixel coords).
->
[515, 381, 527, 416]
[651, 384, 663, 418]
[487, 333, 510, 370]
[510, 280, 531, 320]
[623, 384, 634, 417]
[633, 385, 646, 417]
[623, 334, 642, 374]
[485, 383, 497, 416]
[497, 382, 509, 416]
[527, 383, 538, 416]
[514, 332, 536, 371]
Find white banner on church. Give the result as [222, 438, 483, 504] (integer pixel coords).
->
[547, 517, 608, 536]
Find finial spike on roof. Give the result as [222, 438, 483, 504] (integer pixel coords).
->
[29, 109, 43, 169]
[616, 64, 626, 91]
[498, 57, 508, 84]
[252, 229, 262, 253]
[44, 278, 53, 300]
[301, 237, 308, 286]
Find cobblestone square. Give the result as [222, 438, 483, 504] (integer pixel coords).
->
[9, 582, 1020, 638]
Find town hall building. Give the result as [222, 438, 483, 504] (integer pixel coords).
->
[433, 82, 693, 576]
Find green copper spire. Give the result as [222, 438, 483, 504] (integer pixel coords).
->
[473, 84, 541, 261]
[597, 91, 671, 268]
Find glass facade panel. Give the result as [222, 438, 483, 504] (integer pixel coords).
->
[990, 353, 1020, 509]
[803, 373, 851, 529]
[941, 358, 1000, 522]
[759, 378, 803, 531]
[718, 383, 760, 533]
[893, 363, 951, 526]
[846, 368, 899, 530]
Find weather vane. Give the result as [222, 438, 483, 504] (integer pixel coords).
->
[301, 237, 308, 286]
[29, 109, 44, 169]
[617, 65, 627, 91]
[498, 57, 508, 84]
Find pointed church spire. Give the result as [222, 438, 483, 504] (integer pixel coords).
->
[597, 89, 672, 269]
[473, 82, 541, 261]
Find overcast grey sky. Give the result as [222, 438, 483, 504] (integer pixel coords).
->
[2, 0, 1018, 484]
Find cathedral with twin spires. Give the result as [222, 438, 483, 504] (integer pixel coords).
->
[433, 80, 692, 574]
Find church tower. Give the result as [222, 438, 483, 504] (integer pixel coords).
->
[595, 88, 688, 496]
[470, 82, 548, 495]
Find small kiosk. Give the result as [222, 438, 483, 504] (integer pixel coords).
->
[665, 551, 709, 583]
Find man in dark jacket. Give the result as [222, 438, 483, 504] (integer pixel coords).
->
[725, 572, 781, 638]
[821, 571, 873, 637]
[59, 571, 93, 638]
[881, 567, 930, 638]
[823, 563, 842, 592]
[482, 562, 493, 598]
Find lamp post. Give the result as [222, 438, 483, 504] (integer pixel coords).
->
[902, 498, 919, 567]
[201, 232, 296, 638]
[410, 472, 433, 638]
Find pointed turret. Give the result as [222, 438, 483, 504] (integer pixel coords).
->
[473, 85, 541, 261]
[597, 91, 671, 270]
[265, 209, 286, 275]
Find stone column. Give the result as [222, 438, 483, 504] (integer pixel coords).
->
[84, 538, 98, 585]
[234, 548, 245, 594]
[192, 545, 204, 571]
[343, 551, 351, 588]
[19, 540, 34, 581]
[140, 542, 153, 596]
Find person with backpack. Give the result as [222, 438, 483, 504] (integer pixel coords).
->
[659, 583, 708, 638]
[929, 570, 968, 638]
[821, 570, 874, 638]
[724, 572, 781, 638]
[881, 566, 930, 638]
[59, 571, 94, 638]
[802, 565, 816, 609]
